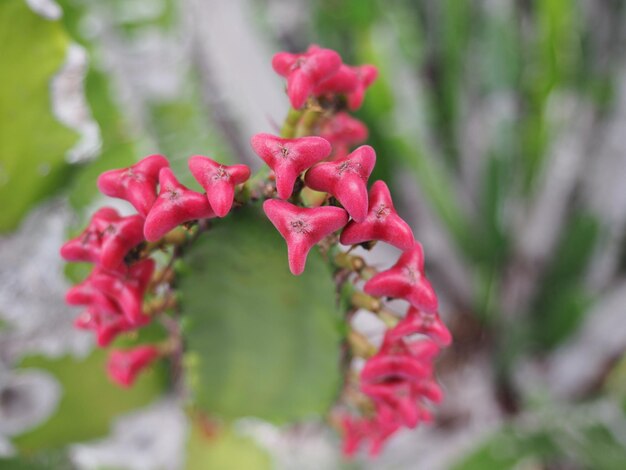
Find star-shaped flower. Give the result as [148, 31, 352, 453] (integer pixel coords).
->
[263, 199, 348, 275]
[388, 307, 452, 347]
[339, 181, 414, 250]
[314, 64, 377, 110]
[319, 112, 368, 158]
[143, 168, 215, 242]
[60, 207, 145, 270]
[74, 306, 139, 347]
[97, 154, 169, 217]
[106, 345, 160, 388]
[272, 45, 342, 109]
[188, 155, 251, 217]
[91, 258, 155, 324]
[304, 145, 376, 222]
[363, 241, 438, 313]
[251, 133, 332, 200]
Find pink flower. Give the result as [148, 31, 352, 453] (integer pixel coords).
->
[339, 181, 414, 250]
[263, 199, 348, 275]
[106, 345, 160, 388]
[363, 241, 438, 313]
[143, 168, 215, 242]
[319, 112, 368, 158]
[314, 64, 378, 110]
[304, 145, 376, 222]
[90, 258, 155, 324]
[97, 154, 169, 217]
[250, 133, 332, 200]
[188, 156, 251, 217]
[74, 306, 139, 347]
[388, 307, 452, 347]
[60, 207, 145, 270]
[272, 45, 342, 108]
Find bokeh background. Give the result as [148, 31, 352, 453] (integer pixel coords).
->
[2, 0, 626, 468]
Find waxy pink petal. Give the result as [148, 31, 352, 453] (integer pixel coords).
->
[390, 307, 452, 347]
[188, 156, 250, 217]
[340, 180, 414, 250]
[263, 199, 348, 275]
[272, 45, 342, 108]
[91, 258, 155, 324]
[304, 145, 376, 222]
[250, 133, 332, 199]
[97, 154, 169, 216]
[363, 241, 438, 313]
[74, 306, 138, 347]
[60, 207, 145, 269]
[143, 168, 215, 242]
[106, 345, 160, 388]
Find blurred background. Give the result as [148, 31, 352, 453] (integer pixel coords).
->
[2, 0, 626, 468]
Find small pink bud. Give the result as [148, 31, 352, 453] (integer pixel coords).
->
[304, 145, 376, 222]
[97, 154, 169, 217]
[106, 345, 160, 388]
[363, 241, 438, 313]
[188, 156, 251, 217]
[272, 45, 342, 109]
[347, 65, 378, 110]
[143, 168, 215, 242]
[263, 199, 348, 275]
[314, 63, 377, 110]
[74, 306, 137, 347]
[91, 259, 155, 324]
[319, 112, 368, 158]
[339, 181, 414, 250]
[250, 133, 332, 199]
[60, 208, 145, 270]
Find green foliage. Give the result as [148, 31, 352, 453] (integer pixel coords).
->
[0, 0, 78, 231]
[13, 350, 167, 452]
[180, 204, 343, 423]
[185, 420, 271, 470]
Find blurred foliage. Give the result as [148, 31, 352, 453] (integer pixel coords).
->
[0, 0, 78, 231]
[185, 419, 271, 470]
[180, 204, 342, 423]
[13, 350, 167, 452]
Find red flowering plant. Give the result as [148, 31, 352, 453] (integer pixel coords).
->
[61, 45, 451, 457]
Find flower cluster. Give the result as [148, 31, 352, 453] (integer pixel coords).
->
[61, 155, 250, 386]
[60, 44, 451, 457]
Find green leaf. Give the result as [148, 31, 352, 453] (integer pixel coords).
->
[180, 204, 343, 423]
[0, 451, 73, 470]
[185, 420, 271, 470]
[0, 0, 78, 231]
[13, 350, 167, 452]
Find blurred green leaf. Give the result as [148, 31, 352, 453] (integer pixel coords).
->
[531, 212, 599, 348]
[185, 420, 271, 470]
[0, 0, 78, 231]
[180, 204, 342, 423]
[13, 350, 167, 452]
[0, 451, 73, 470]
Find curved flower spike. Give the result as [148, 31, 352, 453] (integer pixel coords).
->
[106, 345, 160, 388]
[144, 168, 215, 242]
[304, 145, 376, 222]
[91, 258, 155, 324]
[314, 64, 377, 110]
[97, 154, 169, 217]
[250, 133, 332, 200]
[263, 199, 348, 275]
[319, 112, 368, 158]
[339, 181, 414, 250]
[272, 45, 342, 109]
[390, 307, 452, 347]
[60, 207, 145, 270]
[188, 156, 251, 217]
[363, 241, 438, 313]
